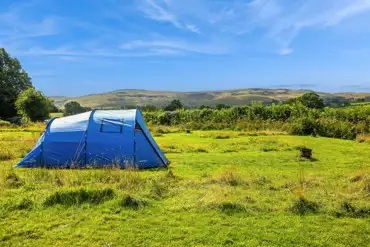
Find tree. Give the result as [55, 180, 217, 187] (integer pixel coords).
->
[0, 48, 33, 119]
[300, 92, 324, 109]
[15, 88, 52, 122]
[50, 102, 61, 113]
[215, 103, 229, 110]
[164, 100, 183, 111]
[199, 105, 211, 110]
[64, 101, 91, 116]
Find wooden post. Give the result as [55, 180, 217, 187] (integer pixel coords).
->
[300, 148, 312, 159]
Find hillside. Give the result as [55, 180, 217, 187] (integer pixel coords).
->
[51, 88, 370, 109]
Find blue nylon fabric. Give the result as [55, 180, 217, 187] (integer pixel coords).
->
[136, 110, 168, 165]
[15, 109, 168, 168]
[135, 132, 164, 168]
[15, 134, 44, 167]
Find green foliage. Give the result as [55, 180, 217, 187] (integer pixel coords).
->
[0, 48, 33, 119]
[144, 104, 370, 140]
[64, 101, 91, 116]
[139, 104, 157, 112]
[215, 103, 230, 110]
[164, 99, 183, 111]
[199, 104, 211, 109]
[15, 88, 53, 122]
[0, 119, 11, 127]
[300, 92, 325, 109]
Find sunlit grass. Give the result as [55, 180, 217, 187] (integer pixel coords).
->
[0, 125, 369, 246]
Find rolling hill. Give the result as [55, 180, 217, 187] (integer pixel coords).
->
[51, 88, 370, 109]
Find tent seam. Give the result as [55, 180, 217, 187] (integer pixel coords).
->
[40, 117, 57, 167]
[84, 109, 97, 166]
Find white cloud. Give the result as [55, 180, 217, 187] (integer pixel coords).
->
[120, 39, 228, 55]
[278, 48, 293, 55]
[3, 0, 370, 60]
[141, 0, 182, 28]
[185, 24, 200, 34]
[325, 0, 370, 26]
[139, 0, 201, 33]
[0, 2, 59, 40]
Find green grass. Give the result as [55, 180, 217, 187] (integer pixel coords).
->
[0, 126, 370, 246]
[50, 112, 63, 118]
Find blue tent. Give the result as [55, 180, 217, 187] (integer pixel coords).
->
[16, 109, 168, 168]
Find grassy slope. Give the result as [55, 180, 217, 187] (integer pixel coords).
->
[51, 88, 370, 109]
[0, 127, 369, 246]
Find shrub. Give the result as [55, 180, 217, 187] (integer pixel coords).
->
[288, 117, 316, 136]
[0, 119, 11, 127]
[16, 88, 53, 122]
[142, 104, 370, 140]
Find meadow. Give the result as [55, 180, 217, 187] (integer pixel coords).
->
[0, 123, 369, 246]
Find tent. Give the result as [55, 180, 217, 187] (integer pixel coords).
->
[15, 109, 168, 169]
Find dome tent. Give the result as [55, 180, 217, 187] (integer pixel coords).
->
[16, 109, 168, 168]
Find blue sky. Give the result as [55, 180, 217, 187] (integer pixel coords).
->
[1, 0, 370, 96]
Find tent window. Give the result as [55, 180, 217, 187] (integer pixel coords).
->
[100, 119, 124, 133]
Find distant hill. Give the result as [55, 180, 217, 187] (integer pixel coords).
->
[51, 88, 370, 109]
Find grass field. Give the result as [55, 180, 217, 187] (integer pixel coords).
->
[0, 125, 369, 246]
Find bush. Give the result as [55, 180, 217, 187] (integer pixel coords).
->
[15, 88, 53, 122]
[288, 117, 317, 136]
[142, 104, 370, 140]
[0, 119, 11, 127]
[64, 101, 91, 116]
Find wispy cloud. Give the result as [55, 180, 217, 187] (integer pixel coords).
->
[278, 48, 293, 56]
[245, 0, 370, 54]
[3, 0, 370, 60]
[120, 39, 227, 55]
[139, 0, 201, 33]
[0, 3, 59, 40]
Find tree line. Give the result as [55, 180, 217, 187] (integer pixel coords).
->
[0, 48, 56, 123]
[1, 47, 369, 141]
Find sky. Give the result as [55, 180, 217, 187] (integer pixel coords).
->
[1, 0, 370, 96]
